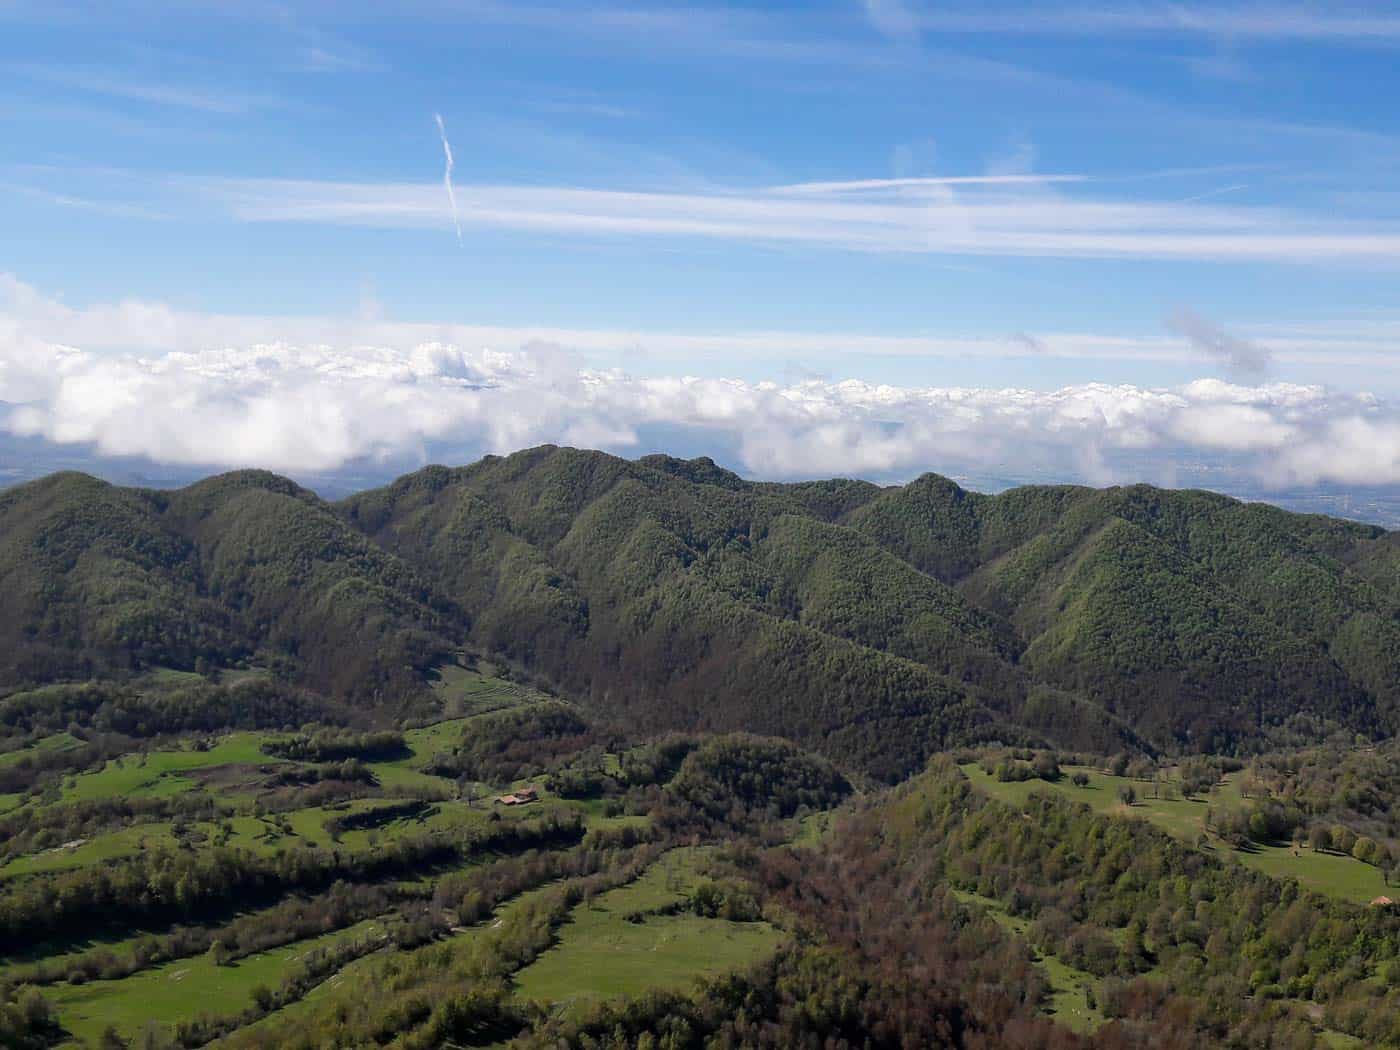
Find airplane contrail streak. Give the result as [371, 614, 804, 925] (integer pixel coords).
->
[434, 112, 462, 244]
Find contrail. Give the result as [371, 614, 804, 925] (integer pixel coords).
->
[434, 112, 462, 244]
[1180, 183, 1248, 204]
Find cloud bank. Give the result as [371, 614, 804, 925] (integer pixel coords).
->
[2, 277, 1399, 488]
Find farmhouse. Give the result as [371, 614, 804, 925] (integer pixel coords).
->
[494, 785, 541, 806]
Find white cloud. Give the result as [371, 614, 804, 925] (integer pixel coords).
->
[7, 273, 1399, 370]
[8, 63, 284, 114]
[772, 174, 1089, 193]
[903, 6, 1400, 42]
[4, 276, 1400, 487]
[186, 174, 1400, 263]
[861, 0, 920, 43]
[0, 182, 170, 221]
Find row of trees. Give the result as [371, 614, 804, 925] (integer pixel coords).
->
[10, 880, 401, 989]
[260, 729, 406, 763]
[215, 849, 670, 1050]
[0, 811, 585, 950]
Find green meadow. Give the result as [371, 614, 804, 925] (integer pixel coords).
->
[429, 663, 542, 718]
[0, 798, 499, 880]
[513, 849, 786, 1009]
[44, 665, 545, 808]
[45, 918, 387, 1045]
[0, 732, 84, 769]
[960, 764, 1392, 903]
[60, 735, 280, 803]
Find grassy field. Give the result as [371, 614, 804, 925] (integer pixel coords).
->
[141, 667, 207, 687]
[2, 822, 171, 879]
[558, 796, 651, 833]
[0, 732, 83, 769]
[0, 675, 761, 1047]
[45, 918, 387, 1045]
[1, 786, 645, 1033]
[3, 774, 571, 883]
[960, 764, 1392, 903]
[138, 667, 271, 689]
[0, 797, 461, 878]
[370, 669, 550, 794]
[234, 880, 567, 1045]
[513, 848, 786, 1009]
[2, 797, 457, 879]
[366, 716, 472, 795]
[61, 735, 282, 803]
[0, 927, 155, 972]
[229, 936, 387, 1041]
[429, 663, 541, 718]
[23, 667, 540, 811]
[9, 667, 539, 813]
[1319, 1031, 1368, 1049]
[6, 851, 565, 1041]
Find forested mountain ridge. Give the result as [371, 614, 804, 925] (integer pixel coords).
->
[0, 469, 458, 714]
[3, 446, 1398, 778]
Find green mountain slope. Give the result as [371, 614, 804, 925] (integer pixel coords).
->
[342, 452, 1028, 780]
[0, 470, 456, 710]
[850, 473, 1400, 746]
[0, 472, 237, 683]
[3, 446, 1398, 776]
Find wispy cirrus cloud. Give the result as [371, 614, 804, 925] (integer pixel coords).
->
[529, 98, 639, 120]
[7, 63, 283, 114]
[861, 0, 920, 43]
[185, 173, 1400, 264]
[0, 182, 170, 221]
[772, 173, 1090, 193]
[893, 5, 1400, 43]
[432, 1, 888, 67]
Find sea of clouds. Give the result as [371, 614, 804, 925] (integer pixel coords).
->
[3, 274, 1399, 489]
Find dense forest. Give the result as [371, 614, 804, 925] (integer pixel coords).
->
[4, 447, 1399, 779]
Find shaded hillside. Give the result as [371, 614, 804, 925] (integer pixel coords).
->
[0, 472, 236, 683]
[850, 478, 1400, 744]
[341, 452, 1035, 780]
[3, 447, 1398, 777]
[0, 470, 456, 711]
[342, 446, 1398, 770]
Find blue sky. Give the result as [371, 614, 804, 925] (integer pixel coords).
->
[5, 2, 1400, 498]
